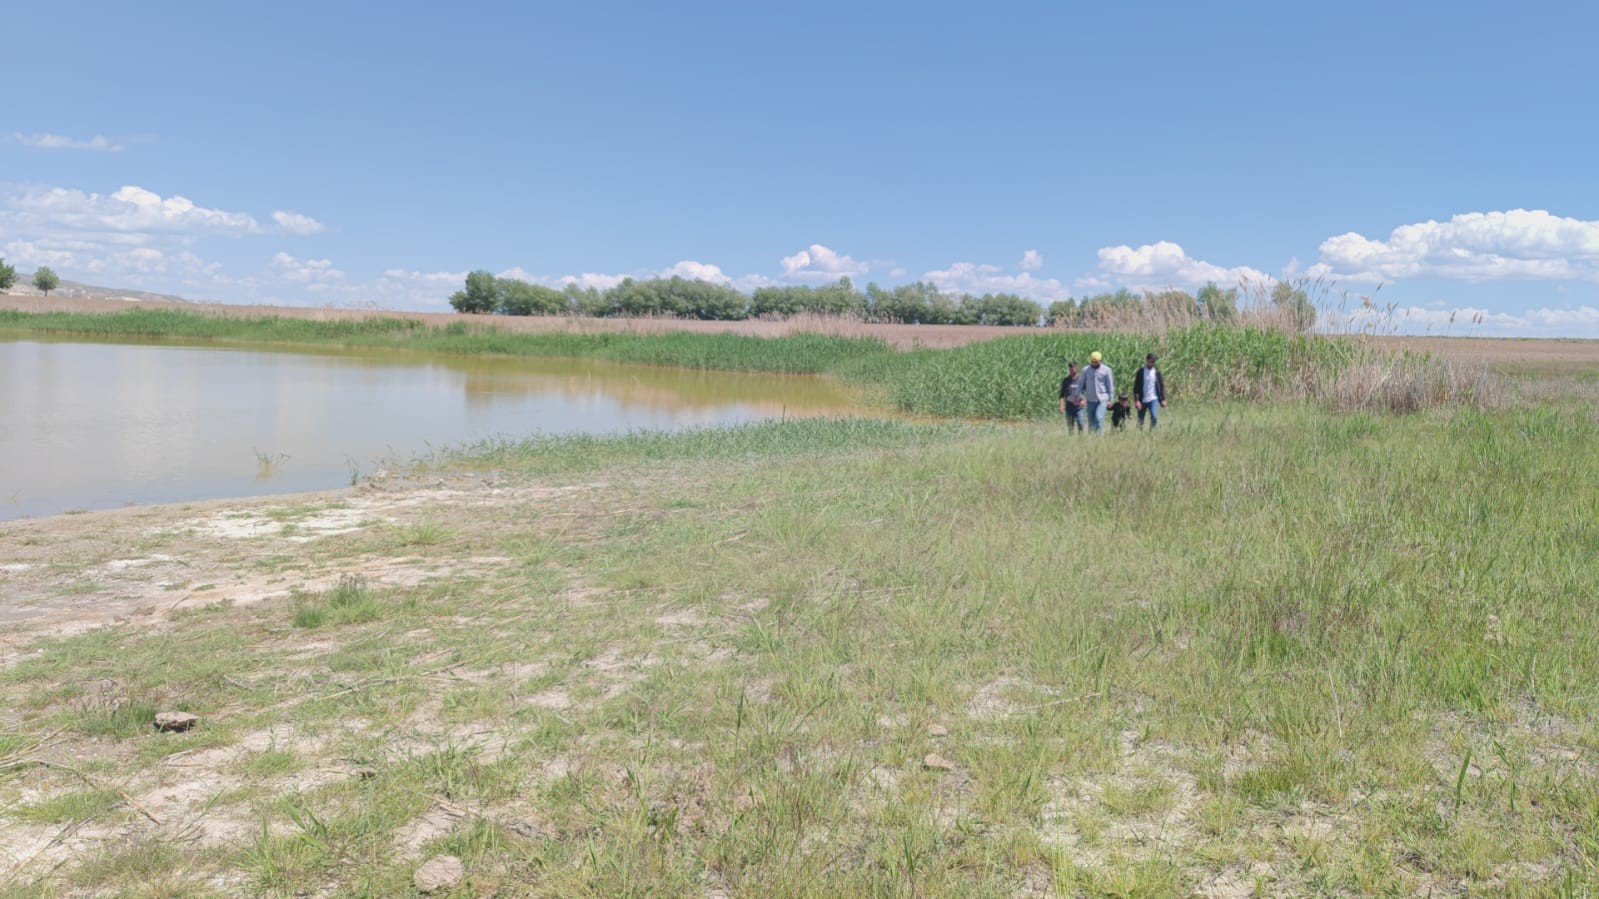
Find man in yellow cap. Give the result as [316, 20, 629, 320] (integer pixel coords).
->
[1079, 351, 1115, 431]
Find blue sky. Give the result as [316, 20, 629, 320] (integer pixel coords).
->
[5, 0, 1599, 335]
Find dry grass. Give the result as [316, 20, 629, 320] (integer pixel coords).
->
[0, 296, 1030, 350]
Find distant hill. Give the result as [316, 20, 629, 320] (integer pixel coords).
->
[3, 274, 194, 305]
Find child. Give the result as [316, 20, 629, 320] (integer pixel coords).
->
[1109, 393, 1132, 430]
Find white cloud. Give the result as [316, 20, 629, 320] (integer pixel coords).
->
[1020, 249, 1043, 271]
[922, 261, 1066, 300]
[1318, 301, 1599, 338]
[779, 243, 869, 280]
[272, 210, 325, 235]
[659, 260, 732, 284]
[1087, 241, 1272, 291]
[1, 184, 262, 237]
[1, 240, 78, 269]
[559, 272, 627, 290]
[1313, 210, 1599, 282]
[269, 252, 344, 287]
[13, 132, 125, 152]
[380, 268, 465, 285]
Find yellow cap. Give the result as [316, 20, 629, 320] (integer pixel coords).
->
[1089, 351, 1102, 362]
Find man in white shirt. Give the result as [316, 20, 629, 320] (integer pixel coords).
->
[1133, 353, 1166, 429]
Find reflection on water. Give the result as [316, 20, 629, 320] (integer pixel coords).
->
[0, 338, 862, 520]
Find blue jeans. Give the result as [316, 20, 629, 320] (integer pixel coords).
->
[1065, 404, 1085, 431]
[1085, 401, 1106, 432]
[1138, 401, 1160, 429]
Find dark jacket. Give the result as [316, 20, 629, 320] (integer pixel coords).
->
[1132, 366, 1165, 404]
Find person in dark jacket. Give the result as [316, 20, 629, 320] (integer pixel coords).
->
[1058, 360, 1085, 431]
[1109, 393, 1132, 429]
[1133, 353, 1166, 429]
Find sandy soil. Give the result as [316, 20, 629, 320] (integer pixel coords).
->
[0, 475, 513, 649]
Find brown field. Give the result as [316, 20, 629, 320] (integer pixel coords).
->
[5, 294, 1598, 364]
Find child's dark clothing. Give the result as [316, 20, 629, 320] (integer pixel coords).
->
[1109, 401, 1131, 429]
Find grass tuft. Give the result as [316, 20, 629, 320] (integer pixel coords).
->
[292, 574, 381, 628]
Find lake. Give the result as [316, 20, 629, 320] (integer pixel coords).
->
[0, 338, 861, 520]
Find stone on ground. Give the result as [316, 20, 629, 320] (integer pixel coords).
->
[153, 711, 199, 732]
[414, 854, 465, 893]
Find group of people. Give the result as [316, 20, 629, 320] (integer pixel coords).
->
[1057, 352, 1166, 432]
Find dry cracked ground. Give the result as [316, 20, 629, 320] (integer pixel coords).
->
[0, 461, 1590, 897]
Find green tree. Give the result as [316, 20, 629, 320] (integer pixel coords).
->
[1197, 282, 1238, 322]
[660, 277, 748, 320]
[961, 292, 1043, 326]
[1047, 298, 1080, 326]
[1076, 289, 1140, 326]
[564, 283, 608, 316]
[0, 257, 15, 291]
[1271, 281, 1316, 331]
[449, 270, 499, 314]
[33, 266, 59, 296]
[497, 278, 567, 315]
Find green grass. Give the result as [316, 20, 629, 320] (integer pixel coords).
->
[837, 323, 1353, 418]
[14, 787, 123, 824]
[2, 308, 1364, 418]
[291, 574, 383, 628]
[0, 308, 887, 374]
[3, 406, 1597, 895]
[435, 416, 987, 474]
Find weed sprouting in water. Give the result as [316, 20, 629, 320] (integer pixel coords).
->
[253, 448, 291, 479]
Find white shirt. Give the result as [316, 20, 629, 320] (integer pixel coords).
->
[1142, 365, 1159, 404]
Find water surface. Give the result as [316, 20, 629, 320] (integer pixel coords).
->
[0, 338, 861, 520]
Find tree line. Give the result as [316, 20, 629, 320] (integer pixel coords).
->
[0, 260, 58, 295]
[449, 270, 1314, 329]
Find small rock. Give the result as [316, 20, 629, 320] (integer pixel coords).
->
[927, 723, 949, 737]
[352, 766, 378, 780]
[153, 711, 199, 732]
[923, 753, 956, 771]
[414, 854, 464, 893]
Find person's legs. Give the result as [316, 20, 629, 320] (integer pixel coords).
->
[1086, 402, 1104, 432]
[1139, 402, 1159, 429]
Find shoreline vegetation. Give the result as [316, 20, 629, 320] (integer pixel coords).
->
[0, 305, 1500, 417]
[3, 409, 1598, 895]
[3, 303, 1598, 895]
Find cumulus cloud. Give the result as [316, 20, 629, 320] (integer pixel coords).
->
[12, 132, 125, 152]
[779, 244, 869, 280]
[1088, 241, 1272, 291]
[1326, 302, 1599, 338]
[559, 272, 627, 290]
[1020, 249, 1043, 271]
[269, 252, 344, 286]
[922, 261, 1066, 300]
[659, 260, 732, 284]
[1312, 210, 1599, 282]
[1, 184, 262, 237]
[272, 210, 325, 235]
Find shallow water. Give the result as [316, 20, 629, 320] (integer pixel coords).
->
[0, 337, 861, 520]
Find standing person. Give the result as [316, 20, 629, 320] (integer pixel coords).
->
[1133, 353, 1166, 429]
[1058, 360, 1085, 431]
[1079, 351, 1115, 432]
